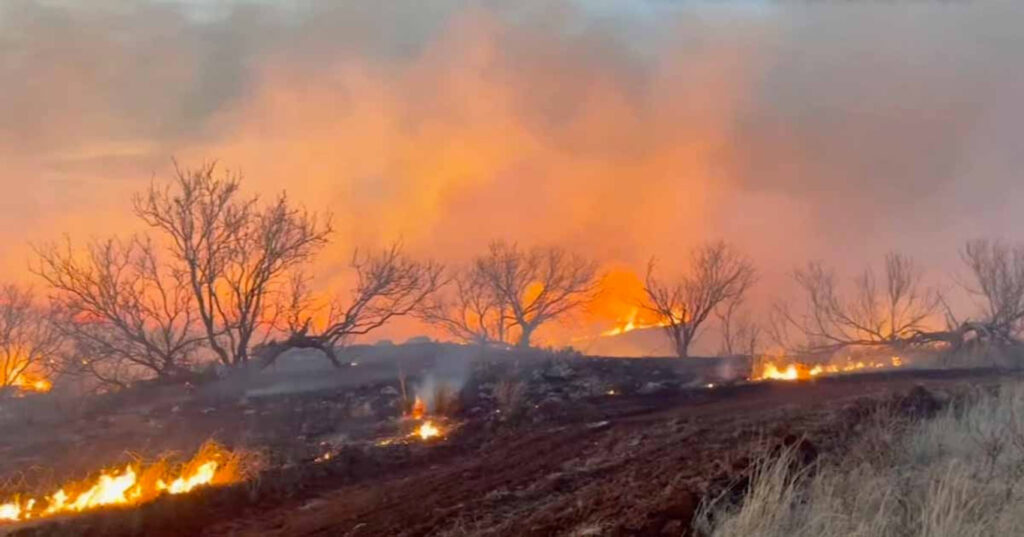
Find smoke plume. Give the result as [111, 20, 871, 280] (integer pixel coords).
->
[3, 0, 1023, 344]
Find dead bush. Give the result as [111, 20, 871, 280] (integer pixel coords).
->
[433, 383, 462, 417]
[495, 378, 528, 419]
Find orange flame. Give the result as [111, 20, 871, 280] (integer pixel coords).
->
[410, 397, 426, 420]
[2, 354, 52, 394]
[414, 421, 442, 441]
[403, 397, 445, 441]
[10, 371, 51, 393]
[750, 356, 905, 382]
[600, 307, 672, 337]
[0, 442, 244, 524]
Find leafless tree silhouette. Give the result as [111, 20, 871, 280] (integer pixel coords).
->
[959, 239, 1024, 342]
[643, 241, 756, 359]
[256, 243, 444, 367]
[772, 252, 940, 355]
[908, 239, 1024, 358]
[0, 285, 62, 391]
[133, 162, 331, 367]
[33, 236, 201, 386]
[715, 295, 761, 357]
[419, 267, 512, 346]
[471, 242, 600, 348]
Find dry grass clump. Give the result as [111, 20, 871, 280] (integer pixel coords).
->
[494, 378, 528, 418]
[696, 383, 1024, 537]
[433, 382, 462, 417]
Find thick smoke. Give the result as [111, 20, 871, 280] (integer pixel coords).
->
[2, 0, 1023, 344]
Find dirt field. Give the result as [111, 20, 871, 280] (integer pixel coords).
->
[5, 359, 1012, 537]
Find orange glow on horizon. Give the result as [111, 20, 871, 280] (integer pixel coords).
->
[0, 6, 763, 348]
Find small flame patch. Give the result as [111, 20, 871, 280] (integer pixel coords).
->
[0, 442, 246, 524]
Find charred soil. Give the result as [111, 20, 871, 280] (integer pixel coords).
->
[4, 361, 1011, 537]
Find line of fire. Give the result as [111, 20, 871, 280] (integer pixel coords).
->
[3, 3, 1024, 535]
[0, 164, 1019, 535]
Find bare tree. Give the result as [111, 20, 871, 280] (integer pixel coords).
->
[716, 296, 761, 357]
[959, 239, 1024, 342]
[33, 236, 202, 386]
[419, 267, 512, 346]
[774, 252, 939, 355]
[0, 285, 62, 392]
[472, 242, 600, 348]
[255, 243, 444, 367]
[133, 162, 331, 367]
[643, 241, 756, 358]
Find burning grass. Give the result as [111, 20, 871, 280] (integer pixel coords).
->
[414, 421, 442, 441]
[372, 396, 453, 447]
[750, 355, 905, 382]
[0, 441, 253, 525]
[697, 382, 1024, 537]
[599, 306, 671, 337]
[7, 370, 51, 395]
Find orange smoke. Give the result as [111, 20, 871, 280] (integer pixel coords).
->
[9, 2, 1003, 349]
[410, 397, 427, 420]
[162, 9, 759, 347]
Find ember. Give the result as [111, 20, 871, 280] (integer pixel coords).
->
[0, 442, 245, 524]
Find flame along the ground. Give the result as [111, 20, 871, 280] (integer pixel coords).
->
[3, 364, 52, 395]
[750, 355, 905, 382]
[11, 375, 51, 394]
[599, 306, 673, 337]
[314, 397, 450, 462]
[405, 396, 445, 441]
[0, 442, 246, 524]
[1, 355, 901, 524]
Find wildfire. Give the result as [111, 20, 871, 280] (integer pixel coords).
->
[2, 359, 52, 394]
[415, 421, 442, 440]
[410, 397, 426, 420]
[11, 373, 51, 393]
[399, 397, 446, 442]
[750, 356, 905, 382]
[0, 442, 244, 524]
[600, 307, 671, 337]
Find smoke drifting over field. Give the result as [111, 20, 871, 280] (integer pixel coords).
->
[3, 0, 1024, 343]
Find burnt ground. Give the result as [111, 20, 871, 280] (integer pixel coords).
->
[195, 370, 999, 537]
[0, 344, 740, 481]
[0, 346, 1016, 537]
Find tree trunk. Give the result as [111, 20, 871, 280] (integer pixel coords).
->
[517, 325, 535, 349]
[255, 334, 343, 369]
[674, 330, 690, 359]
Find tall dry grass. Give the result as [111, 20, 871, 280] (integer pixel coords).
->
[696, 383, 1024, 537]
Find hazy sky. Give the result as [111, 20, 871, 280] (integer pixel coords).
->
[2, 0, 1023, 343]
